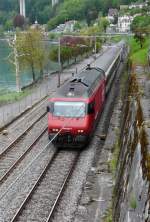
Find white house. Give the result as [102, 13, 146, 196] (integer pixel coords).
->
[64, 20, 76, 33]
[117, 15, 133, 32]
[129, 2, 148, 9]
[51, 20, 76, 33]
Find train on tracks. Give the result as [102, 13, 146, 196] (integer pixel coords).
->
[47, 40, 127, 147]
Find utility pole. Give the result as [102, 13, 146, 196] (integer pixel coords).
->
[94, 36, 97, 59]
[58, 37, 61, 87]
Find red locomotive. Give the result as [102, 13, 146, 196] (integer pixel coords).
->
[47, 41, 126, 147]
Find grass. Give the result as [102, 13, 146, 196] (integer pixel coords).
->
[111, 35, 123, 43]
[108, 126, 120, 175]
[127, 36, 150, 66]
[103, 206, 113, 222]
[111, 35, 150, 66]
[0, 88, 32, 104]
[108, 140, 120, 175]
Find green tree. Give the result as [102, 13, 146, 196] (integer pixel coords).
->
[4, 19, 13, 31]
[16, 29, 46, 82]
[98, 17, 109, 32]
[49, 46, 72, 70]
[131, 16, 150, 48]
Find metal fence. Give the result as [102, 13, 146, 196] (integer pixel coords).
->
[0, 78, 50, 129]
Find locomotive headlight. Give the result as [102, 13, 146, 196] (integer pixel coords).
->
[78, 130, 84, 133]
[52, 129, 59, 132]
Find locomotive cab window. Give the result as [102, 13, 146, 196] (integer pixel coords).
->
[88, 101, 95, 114]
[47, 103, 54, 113]
[53, 101, 86, 118]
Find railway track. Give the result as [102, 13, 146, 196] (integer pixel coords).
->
[0, 112, 47, 158]
[0, 144, 79, 222]
[10, 150, 80, 222]
[0, 97, 48, 153]
[0, 126, 47, 185]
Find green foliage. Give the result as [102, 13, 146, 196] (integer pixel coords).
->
[98, 17, 110, 32]
[129, 7, 147, 16]
[131, 15, 150, 34]
[80, 25, 101, 35]
[16, 29, 47, 81]
[49, 45, 73, 67]
[96, 42, 101, 53]
[108, 139, 120, 175]
[74, 21, 85, 31]
[48, 32, 58, 40]
[131, 15, 150, 48]
[0, 88, 31, 103]
[111, 36, 123, 43]
[128, 36, 149, 65]
[103, 206, 113, 222]
[4, 19, 13, 31]
[47, 0, 138, 30]
[49, 36, 97, 68]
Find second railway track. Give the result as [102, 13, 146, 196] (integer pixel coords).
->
[0, 126, 47, 185]
[0, 97, 48, 154]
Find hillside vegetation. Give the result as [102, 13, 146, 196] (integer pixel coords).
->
[129, 37, 150, 66]
[0, 0, 138, 30]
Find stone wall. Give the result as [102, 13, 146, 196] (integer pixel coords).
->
[114, 74, 150, 222]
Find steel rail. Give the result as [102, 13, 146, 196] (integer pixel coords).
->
[10, 151, 59, 222]
[0, 127, 47, 185]
[0, 119, 67, 201]
[46, 152, 80, 222]
[10, 152, 80, 222]
[0, 111, 47, 159]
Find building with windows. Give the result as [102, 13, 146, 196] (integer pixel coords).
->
[117, 15, 133, 32]
[107, 8, 118, 23]
[51, 20, 76, 33]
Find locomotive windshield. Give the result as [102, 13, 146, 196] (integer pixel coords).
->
[53, 101, 86, 118]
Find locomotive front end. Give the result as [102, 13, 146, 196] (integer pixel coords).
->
[47, 100, 90, 147]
